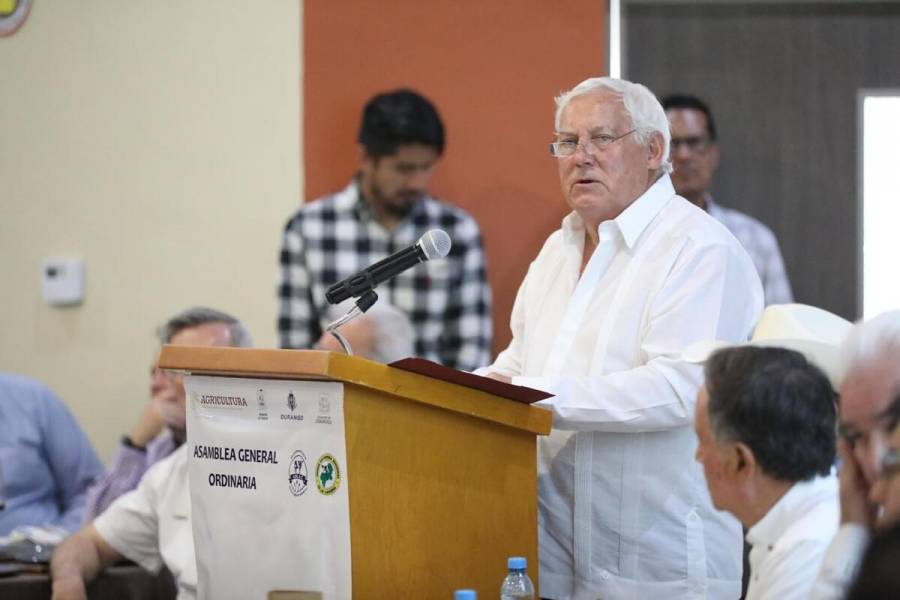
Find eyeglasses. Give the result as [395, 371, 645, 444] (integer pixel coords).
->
[549, 129, 636, 158]
[670, 135, 712, 154]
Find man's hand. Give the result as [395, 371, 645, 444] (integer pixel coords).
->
[128, 401, 166, 448]
[484, 372, 512, 384]
[838, 439, 879, 529]
[50, 525, 121, 600]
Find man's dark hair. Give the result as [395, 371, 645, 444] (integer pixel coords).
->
[157, 306, 252, 348]
[358, 89, 445, 158]
[661, 94, 717, 141]
[704, 346, 836, 482]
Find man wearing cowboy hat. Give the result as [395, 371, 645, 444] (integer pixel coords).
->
[691, 303, 852, 599]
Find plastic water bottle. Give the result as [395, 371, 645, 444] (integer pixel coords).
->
[500, 556, 535, 600]
[454, 590, 477, 600]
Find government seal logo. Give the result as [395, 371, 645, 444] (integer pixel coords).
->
[315, 454, 341, 495]
[257, 388, 268, 421]
[288, 450, 308, 496]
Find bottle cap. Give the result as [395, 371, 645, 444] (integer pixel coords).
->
[454, 590, 477, 600]
[508, 556, 527, 570]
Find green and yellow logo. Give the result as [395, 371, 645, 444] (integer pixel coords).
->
[315, 453, 341, 495]
[0, 0, 31, 37]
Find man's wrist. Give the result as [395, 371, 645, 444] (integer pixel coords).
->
[121, 435, 146, 451]
[51, 575, 88, 600]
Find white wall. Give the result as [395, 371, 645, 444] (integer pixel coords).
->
[0, 2, 302, 460]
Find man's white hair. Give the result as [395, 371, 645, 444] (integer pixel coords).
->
[840, 310, 900, 382]
[554, 76, 672, 175]
[327, 300, 415, 363]
[363, 301, 415, 363]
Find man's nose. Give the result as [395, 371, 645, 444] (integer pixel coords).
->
[406, 168, 432, 191]
[671, 142, 693, 161]
[573, 141, 598, 165]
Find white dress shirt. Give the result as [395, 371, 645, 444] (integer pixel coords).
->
[94, 446, 196, 600]
[809, 523, 871, 600]
[485, 175, 763, 599]
[744, 475, 839, 600]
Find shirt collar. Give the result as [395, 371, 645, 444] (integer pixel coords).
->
[562, 174, 675, 250]
[348, 178, 375, 223]
[704, 195, 724, 218]
[347, 177, 426, 226]
[745, 475, 837, 549]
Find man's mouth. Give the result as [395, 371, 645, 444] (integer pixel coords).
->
[574, 177, 600, 186]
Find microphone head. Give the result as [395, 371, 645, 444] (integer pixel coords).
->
[419, 229, 452, 260]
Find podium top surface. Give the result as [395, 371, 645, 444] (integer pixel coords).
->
[158, 346, 552, 436]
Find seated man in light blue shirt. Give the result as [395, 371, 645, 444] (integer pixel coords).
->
[0, 374, 103, 535]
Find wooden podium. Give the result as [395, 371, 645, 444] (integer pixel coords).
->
[158, 346, 552, 599]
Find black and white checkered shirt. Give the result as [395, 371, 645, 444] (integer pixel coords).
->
[278, 180, 492, 371]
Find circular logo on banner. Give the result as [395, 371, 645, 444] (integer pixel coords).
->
[315, 454, 341, 495]
[0, 0, 32, 37]
[288, 450, 309, 496]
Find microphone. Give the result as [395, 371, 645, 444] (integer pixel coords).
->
[325, 229, 452, 305]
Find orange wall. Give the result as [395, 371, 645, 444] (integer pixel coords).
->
[304, 1, 606, 357]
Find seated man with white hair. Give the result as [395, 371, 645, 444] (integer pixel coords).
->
[812, 310, 900, 599]
[51, 303, 410, 600]
[83, 306, 254, 521]
[51, 307, 253, 600]
[315, 300, 415, 363]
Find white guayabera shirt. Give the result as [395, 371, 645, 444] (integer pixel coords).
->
[745, 475, 839, 600]
[94, 447, 196, 600]
[484, 175, 763, 600]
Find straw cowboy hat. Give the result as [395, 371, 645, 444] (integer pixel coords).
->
[684, 303, 853, 388]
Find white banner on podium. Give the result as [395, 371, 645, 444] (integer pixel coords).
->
[184, 375, 351, 600]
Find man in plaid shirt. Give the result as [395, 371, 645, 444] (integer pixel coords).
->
[664, 94, 793, 305]
[278, 89, 492, 371]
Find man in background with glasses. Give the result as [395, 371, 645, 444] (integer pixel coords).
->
[813, 310, 900, 599]
[663, 94, 793, 305]
[479, 77, 762, 599]
[82, 307, 252, 521]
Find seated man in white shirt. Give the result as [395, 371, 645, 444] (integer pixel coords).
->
[811, 310, 900, 600]
[48, 306, 407, 600]
[694, 345, 839, 600]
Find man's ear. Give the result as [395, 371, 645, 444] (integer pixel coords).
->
[358, 145, 374, 172]
[647, 131, 665, 171]
[731, 442, 757, 480]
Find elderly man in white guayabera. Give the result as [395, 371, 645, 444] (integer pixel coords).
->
[478, 77, 762, 599]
